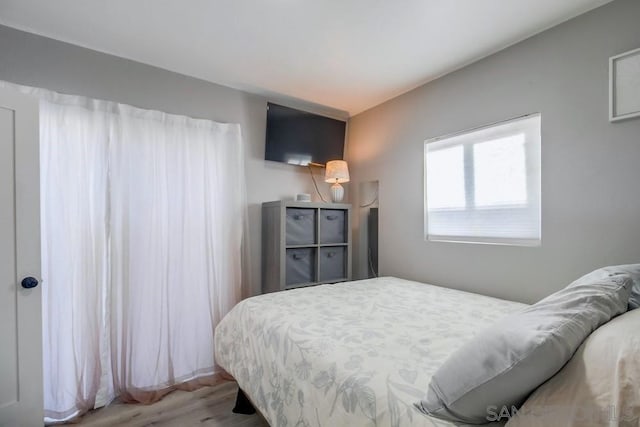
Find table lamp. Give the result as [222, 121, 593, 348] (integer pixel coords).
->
[324, 160, 350, 203]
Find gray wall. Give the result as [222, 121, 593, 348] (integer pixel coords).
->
[0, 25, 346, 298]
[347, 0, 640, 304]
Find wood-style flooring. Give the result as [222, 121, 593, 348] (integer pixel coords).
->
[76, 381, 269, 427]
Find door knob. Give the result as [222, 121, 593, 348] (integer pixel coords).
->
[21, 277, 39, 289]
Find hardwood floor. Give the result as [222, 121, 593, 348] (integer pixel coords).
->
[77, 381, 269, 427]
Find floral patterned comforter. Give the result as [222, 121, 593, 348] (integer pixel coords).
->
[214, 277, 526, 427]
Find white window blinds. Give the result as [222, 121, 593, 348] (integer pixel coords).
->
[424, 114, 541, 246]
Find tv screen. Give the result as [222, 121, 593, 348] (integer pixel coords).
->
[265, 103, 346, 166]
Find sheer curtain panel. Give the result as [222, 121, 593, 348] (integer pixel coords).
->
[0, 81, 246, 423]
[40, 95, 110, 422]
[108, 106, 245, 404]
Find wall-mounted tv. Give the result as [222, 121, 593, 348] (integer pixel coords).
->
[265, 103, 346, 166]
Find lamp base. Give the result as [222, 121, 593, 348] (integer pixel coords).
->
[330, 182, 344, 203]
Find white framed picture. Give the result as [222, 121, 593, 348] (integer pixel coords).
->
[610, 47, 640, 122]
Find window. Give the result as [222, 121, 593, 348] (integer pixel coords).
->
[424, 114, 541, 246]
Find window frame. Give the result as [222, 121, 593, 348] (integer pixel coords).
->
[423, 113, 542, 246]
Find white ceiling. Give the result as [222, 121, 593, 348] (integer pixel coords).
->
[0, 0, 612, 116]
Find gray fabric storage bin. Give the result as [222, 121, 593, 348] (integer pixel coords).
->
[286, 208, 316, 245]
[319, 209, 346, 244]
[286, 248, 316, 286]
[319, 247, 346, 282]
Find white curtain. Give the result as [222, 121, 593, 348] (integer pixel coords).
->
[40, 95, 111, 422]
[0, 81, 246, 422]
[107, 105, 245, 404]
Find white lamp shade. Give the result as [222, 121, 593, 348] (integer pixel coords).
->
[324, 160, 350, 184]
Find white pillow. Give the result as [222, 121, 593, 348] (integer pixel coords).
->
[570, 264, 640, 309]
[506, 308, 640, 427]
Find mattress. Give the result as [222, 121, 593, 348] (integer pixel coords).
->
[214, 277, 527, 426]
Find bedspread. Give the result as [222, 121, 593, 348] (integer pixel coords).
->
[214, 277, 526, 426]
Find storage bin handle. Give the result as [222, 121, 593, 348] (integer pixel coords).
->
[326, 251, 336, 258]
[326, 215, 339, 220]
[293, 252, 308, 260]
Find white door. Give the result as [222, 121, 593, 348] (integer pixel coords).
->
[0, 87, 42, 427]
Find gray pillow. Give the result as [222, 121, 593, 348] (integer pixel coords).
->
[416, 273, 633, 425]
[568, 264, 640, 310]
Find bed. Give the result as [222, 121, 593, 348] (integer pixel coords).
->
[214, 277, 527, 426]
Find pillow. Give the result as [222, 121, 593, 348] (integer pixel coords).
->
[416, 273, 633, 425]
[568, 264, 640, 310]
[506, 308, 640, 427]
